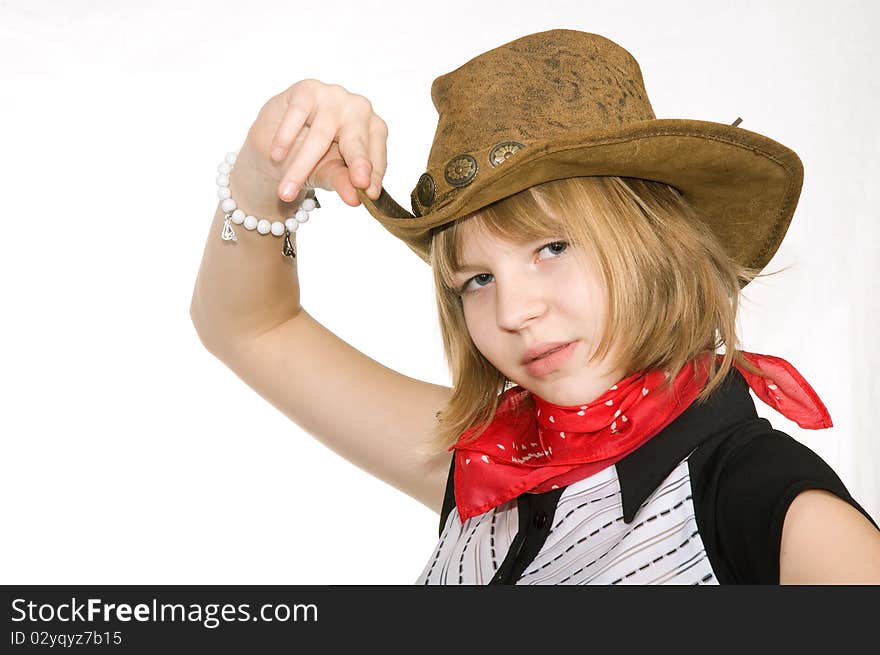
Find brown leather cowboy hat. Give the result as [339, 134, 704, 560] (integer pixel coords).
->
[355, 29, 803, 279]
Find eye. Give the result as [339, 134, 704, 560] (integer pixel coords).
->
[457, 240, 569, 294]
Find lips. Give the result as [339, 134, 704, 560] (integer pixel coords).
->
[534, 345, 567, 359]
[521, 341, 575, 364]
[523, 341, 578, 376]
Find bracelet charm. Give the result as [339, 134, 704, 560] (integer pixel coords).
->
[215, 151, 320, 259]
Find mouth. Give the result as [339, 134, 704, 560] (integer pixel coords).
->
[532, 344, 569, 360]
[522, 341, 576, 364]
[522, 341, 578, 376]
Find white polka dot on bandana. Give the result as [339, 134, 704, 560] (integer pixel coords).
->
[481, 454, 489, 463]
[605, 399, 614, 406]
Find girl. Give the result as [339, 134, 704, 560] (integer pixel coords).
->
[190, 29, 880, 584]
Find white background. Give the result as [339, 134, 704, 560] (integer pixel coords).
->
[1, 0, 878, 584]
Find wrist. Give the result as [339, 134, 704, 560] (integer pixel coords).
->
[226, 147, 311, 221]
[217, 149, 318, 257]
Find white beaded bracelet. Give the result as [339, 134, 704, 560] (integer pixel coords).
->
[216, 150, 320, 259]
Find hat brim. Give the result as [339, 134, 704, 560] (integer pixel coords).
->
[356, 118, 804, 275]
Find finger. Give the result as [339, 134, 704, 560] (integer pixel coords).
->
[324, 160, 361, 207]
[315, 158, 361, 207]
[365, 116, 389, 199]
[269, 101, 311, 162]
[277, 119, 339, 201]
[336, 126, 373, 191]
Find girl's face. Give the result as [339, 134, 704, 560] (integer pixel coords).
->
[454, 220, 626, 406]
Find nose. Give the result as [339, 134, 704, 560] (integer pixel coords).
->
[495, 276, 547, 332]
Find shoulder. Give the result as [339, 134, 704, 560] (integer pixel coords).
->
[693, 425, 880, 583]
[780, 487, 880, 583]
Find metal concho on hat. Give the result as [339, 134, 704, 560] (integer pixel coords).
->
[488, 141, 525, 167]
[414, 140, 525, 214]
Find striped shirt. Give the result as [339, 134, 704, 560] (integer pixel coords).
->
[416, 368, 880, 584]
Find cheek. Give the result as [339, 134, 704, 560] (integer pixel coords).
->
[560, 272, 607, 331]
[463, 306, 490, 346]
[556, 275, 591, 308]
[463, 306, 503, 361]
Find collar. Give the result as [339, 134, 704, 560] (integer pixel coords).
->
[616, 366, 759, 523]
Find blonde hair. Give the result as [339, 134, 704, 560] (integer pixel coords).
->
[427, 176, 779, 456]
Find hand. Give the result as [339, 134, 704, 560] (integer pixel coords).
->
[244, 78, 389, 208]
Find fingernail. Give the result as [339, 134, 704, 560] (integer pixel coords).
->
[281, 181, 295, 200]
[271, 146, 285, 160]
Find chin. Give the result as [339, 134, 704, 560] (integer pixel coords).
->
[530, 376, 596, 406]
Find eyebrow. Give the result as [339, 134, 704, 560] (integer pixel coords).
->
[453, 262, 489, 275]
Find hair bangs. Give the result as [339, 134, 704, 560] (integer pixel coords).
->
[431, 186, 569, 293]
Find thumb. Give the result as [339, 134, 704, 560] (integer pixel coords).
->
[328, 164, 362, 207]
[311, 158, 362, 207]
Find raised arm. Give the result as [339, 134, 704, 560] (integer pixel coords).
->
[189, 80, 453, 513]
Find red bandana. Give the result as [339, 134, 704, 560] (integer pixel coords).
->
[448, 351, 832, 522]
